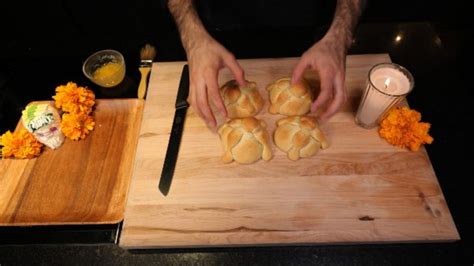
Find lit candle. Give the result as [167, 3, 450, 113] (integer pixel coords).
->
[355, 63, 414, 128]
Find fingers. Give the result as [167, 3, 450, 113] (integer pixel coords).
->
[196, 78, 216, 127]
[311, 71, 333, 113]
[291, 57, 308, 85]
[223, 54, 245, 86]
[319, 73, 346, 122]
[189, 82, 203, 120]
[193, 78, 217, 128]
[204, 69, 227, 118]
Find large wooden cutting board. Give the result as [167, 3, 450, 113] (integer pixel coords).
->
[0, 99, 143, 225]
[120, 55, 459, 248]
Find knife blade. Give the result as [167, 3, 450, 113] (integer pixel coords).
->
[158, 64, 189, 196]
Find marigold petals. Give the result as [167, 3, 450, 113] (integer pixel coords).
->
[53, 82, 95, 114]
[0, 129, 43, 159]
[61, 113, 95, 141]
[378, 106, 433, 151]
[52, 82, 96, 141]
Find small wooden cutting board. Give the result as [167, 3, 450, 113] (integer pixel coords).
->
[0, 99, 143, 225]
[120, 55, 459, 248]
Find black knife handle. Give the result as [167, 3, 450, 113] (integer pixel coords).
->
[175, 64, 189, 109]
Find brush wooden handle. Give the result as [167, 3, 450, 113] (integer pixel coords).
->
[138, 67, 151, 99]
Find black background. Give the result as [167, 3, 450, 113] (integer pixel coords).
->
[1, 0, 473, 265]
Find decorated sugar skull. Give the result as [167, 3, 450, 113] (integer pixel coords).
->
[22, 104, 65, 149]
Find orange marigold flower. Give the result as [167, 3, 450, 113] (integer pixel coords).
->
[379, 106, 433, 151]
[53, 82, 95, 114]
[61, 112, 95, 141]
[0, 130, 43, 159]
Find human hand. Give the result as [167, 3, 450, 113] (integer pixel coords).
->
[291, 34, 347, 122]
[186, 36, 245, 127]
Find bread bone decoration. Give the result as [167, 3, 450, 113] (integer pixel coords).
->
[266, 77, 313, 115]
[218, 117, 272, 164]
[22, 103, 65, 149]
[221, 80, 264, 118]
[274, 116, 328, 160]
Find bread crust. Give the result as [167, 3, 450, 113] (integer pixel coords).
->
[218, 117, 273, 164]
[266, 77, 313, 115]
[221, 80, 264, 118]
[274, 116, 328, 160]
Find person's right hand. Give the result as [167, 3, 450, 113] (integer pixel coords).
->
[291, 33, 347, 122]
[186, 36, 245, 128]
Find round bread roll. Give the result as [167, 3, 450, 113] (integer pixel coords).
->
[274, 116, 328, 160]
[221, 80, 263, 118]
[218, 117, 273, 164]
[266, 77, 313, 115]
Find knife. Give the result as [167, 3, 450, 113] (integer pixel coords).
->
[158, 64, 189, 196]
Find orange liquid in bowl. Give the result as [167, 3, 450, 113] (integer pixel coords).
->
[92, 62, 125, 88]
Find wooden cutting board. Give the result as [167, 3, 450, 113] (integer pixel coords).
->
[120, 55, 459, 248]
[0, 99, 143, 225]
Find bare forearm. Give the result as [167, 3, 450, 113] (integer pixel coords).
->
[168, 0, 210, 52]
[326, 0, 365, 50]
[167, 0, 245, 126]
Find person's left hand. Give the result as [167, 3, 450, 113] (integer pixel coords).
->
[291, 34, 348, 122]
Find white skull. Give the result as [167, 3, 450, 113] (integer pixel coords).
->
[22, 104, 65, 149]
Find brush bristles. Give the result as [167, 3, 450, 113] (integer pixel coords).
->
[140, 44, 157, 61]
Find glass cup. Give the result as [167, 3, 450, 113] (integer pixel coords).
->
[355, 63, 415, 129]
[82, 49, 126, 88]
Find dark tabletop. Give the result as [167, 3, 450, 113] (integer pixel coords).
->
[0, 5, 473, 265]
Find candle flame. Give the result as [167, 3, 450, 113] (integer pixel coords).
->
[384, 78, 391, 89]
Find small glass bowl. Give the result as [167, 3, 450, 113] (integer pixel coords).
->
[82, 49, 126, 88]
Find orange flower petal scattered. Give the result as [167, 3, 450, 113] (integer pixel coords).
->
[61, 113, 95, 141]
[53, 82, 95, 115]
[0, 130, 43, 159]
[379, 106, 433, 151]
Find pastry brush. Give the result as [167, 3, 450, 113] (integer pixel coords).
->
[137, 44, 157, 99]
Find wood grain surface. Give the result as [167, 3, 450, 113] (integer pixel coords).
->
[120, 55, 459, 248]
[0, 99, 144, 225]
